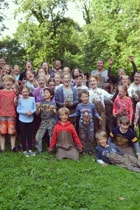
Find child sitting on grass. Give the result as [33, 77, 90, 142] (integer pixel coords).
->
[109, 115, 140, 158]
[49, 107, 82, 160]
[95, 131, 140, 172]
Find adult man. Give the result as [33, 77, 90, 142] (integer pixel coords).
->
[91, 58, 109, 87]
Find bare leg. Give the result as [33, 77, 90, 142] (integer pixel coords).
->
[10, 135, 16, 150]
[0, 135, 5, 151]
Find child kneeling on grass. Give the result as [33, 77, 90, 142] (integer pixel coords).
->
[95, 130, 140, 172]
[48, 107, 82, 160]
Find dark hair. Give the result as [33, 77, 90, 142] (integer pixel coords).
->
[44, 87, 54, 98]
[79, 89, 89, 98]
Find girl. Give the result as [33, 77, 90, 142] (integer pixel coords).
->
[32, 75, 47, 103]
[113, 85, 133, 125]
[17, 86, 36, 157]
[89, 75, 113, 132]
[54, 72, 63, 90]
[24, 70, 38, 94]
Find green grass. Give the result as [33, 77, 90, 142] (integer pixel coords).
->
[0, 150, 140, 210]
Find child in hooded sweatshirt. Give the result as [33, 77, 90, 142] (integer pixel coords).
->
[49, 107, 82, 160]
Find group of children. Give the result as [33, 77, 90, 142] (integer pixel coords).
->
[1, 58, 140, 172]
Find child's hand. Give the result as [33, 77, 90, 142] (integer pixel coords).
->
[134, 124, 137, 131]
[98, 117, 102, 121]
[77, 147, 82, 152]
[113, 113, 116, 118]
[48, 147, 53, 152]
[50, 105, 56, 113]
[36, 102, 40, 108]
[26, 111, 32, 116]
[102, 163, 108, 167]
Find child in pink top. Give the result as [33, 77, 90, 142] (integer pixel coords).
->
[113, 85, 133, 125]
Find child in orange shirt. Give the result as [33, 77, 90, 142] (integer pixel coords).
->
[0, 75, 17, 152]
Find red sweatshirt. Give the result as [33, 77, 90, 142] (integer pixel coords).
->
[50, 120, 82, 149]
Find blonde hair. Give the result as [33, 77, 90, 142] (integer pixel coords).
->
[58, 107, 70, 116]
[95, 130, 107, 141]
[2, 75, 15, 83]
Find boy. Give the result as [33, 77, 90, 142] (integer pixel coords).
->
[35, 87, 56, 153]
[70, 89, 102, 156]
[109, 116, 140, 159]
[0, 75, 17, 152]
[96, 130, 140, 172]
[49, 107, 82, 160]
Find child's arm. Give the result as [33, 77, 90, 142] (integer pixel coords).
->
[50, 105, 56, 115]
[26, 97, 36, 116]
[92, 104, 102, 121]
[133, 142, 140, 160]
[49, 125, 58, 150]
[69, 104, 80, 118]
[96, 147, 108, 166]
[36, 102, 41, 115]
[70, 124, 82, 151]
[133, 102, 140, 130]
[16, 99, 26, 114]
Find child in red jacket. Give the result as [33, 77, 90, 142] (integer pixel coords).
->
[49, 107, 82, 160]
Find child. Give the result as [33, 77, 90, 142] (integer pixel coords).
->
[16, 86, 36, 157]
[113, 85, 133, 125]
[32, 75, 46, 103]
[70, 89, 102, 156]
[0, 75, 17, 152]
[35, 88, 56, 153]
[24, 70, 38, 94]
[89, 75, 112, 132]
[96, 130, 140, 172]
[109, 115, 140, 159]
[49, 107, 82, 160]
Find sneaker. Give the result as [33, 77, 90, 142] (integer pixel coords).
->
[23, 151, 29, 157]
[28, 150, 36, 156]
[11, 147, 18, 152]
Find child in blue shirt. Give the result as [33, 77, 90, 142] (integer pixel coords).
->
[17, 86, 36, 157]
[70, 89, 102, 156]
[96, 130, 140, 172]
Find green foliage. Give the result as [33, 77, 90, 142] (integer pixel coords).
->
[1, 151, 140, 210]
[13, 0, 81, 68]
[0, 36, 25, 66]
[0, 0, 9, 33]
[1, 0, 140, 72]
[78, 0, 140, 73]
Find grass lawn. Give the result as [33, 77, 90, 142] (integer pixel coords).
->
[0, 150, 140, 210]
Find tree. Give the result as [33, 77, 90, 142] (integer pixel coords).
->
[14, 0, 82, 68]
[0, 0, 8, 33]
[75, 0, 140, 72]
[0, 36, 25, 66]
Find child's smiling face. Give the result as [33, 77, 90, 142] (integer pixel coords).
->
[98, 137, 108, 147]
[59, 113, 69, 123]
